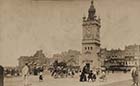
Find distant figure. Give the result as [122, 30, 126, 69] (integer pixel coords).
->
[131, 67, 139, 86]
[80, 64, 91, 82]
[88, 70, 94, 82]
[99, 71, 106, 81]
[80, 71, 86, 82]
[11, 69, 15, 76]
[0, 65, 4, 86]
[92, 71, 97, 81]
[51, 60, 58, 76]
[71, 70, 75, 78]
[39, 67, 44, 81]
[33, 66, 38, 76]
[22, 63, 30, 86]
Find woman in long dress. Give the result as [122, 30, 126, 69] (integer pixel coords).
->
[22, 63, 30, 86]
[131, 67, 139, 86]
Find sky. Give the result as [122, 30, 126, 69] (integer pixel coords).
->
[0, 0, 140, 66]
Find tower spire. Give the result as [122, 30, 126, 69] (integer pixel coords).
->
[87, 0, 96, 21]
[91, 0, 93, 5]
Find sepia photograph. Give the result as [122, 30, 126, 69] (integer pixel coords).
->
[0, 0, 140, 86]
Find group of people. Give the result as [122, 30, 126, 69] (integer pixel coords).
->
[79, 64, 107, 82]
[5, 68, 20, 77]
[32, 66, 44, 81]
[1, 62, 140, 86]
[21, 63, 140, 86]
[51, 60, 76, 78]
[85, 70, 97, 82]
[22, 63, 44, 86]
[80, 64, 97, 82]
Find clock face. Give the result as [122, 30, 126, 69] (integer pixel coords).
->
[86, 28, 91, 34]
[85, 27, 92, 39]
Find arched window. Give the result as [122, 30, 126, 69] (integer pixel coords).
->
[85, 47, 87, 50]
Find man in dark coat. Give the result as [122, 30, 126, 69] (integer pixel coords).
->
[88, 70, 94, 82]
[51, 60, 58, 76]
[80, 71, 86, 82]
[0, 65, 4, 86]
[80, 64, 90, 82]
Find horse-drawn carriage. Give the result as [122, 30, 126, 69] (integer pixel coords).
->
[50, 61, 78, 78]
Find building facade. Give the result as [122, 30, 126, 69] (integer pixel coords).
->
[18, 50, 48, 71]
[81, 0, 101, 69]
[101, 44, 140, 71]
[124, 44, 140, 58]
[50, 49, 81, 67]
[124, 44, 140, 68]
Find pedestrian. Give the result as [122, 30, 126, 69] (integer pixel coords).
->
[92, 72, 96, 81]
[88, 70, 94, 82]
[71, 70, 75, 78]
[51, 60, 58, 76]
[33, 65, 38, 76]
[131, 67, 139, 86]
[99, 71, 106, 81]
[80, 71, 86, 82]
[22, 63, 30, 86]
[0, 65, 4, 86]
[39, 66, 44, 81]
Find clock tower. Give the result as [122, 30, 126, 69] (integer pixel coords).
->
[81, 0, 101, 69]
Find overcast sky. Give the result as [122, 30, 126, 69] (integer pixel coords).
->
[0, 0, 140, 66]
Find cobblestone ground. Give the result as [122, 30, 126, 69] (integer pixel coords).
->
[4, 72, 132, 86]
[102, 80, 132, 86]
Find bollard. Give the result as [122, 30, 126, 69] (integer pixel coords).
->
[0, 65, 4, 86]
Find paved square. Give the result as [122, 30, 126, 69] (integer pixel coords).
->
[4, 72, 132, 86]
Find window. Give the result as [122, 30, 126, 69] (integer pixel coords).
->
[91, 47, 93, 50]
[88, 47, 90, 50]
[85, 47, 87, 50]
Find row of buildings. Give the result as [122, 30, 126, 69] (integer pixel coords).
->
[18, 49, 81, 71]
[18, 44, 140, 71]
[18, 50, 49, 71]
[100, 44, 140, 71]
[49, 49, 81, 66]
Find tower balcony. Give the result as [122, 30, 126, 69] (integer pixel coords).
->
[82, 39, 100, 46]
[82, 20, 101, 28]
